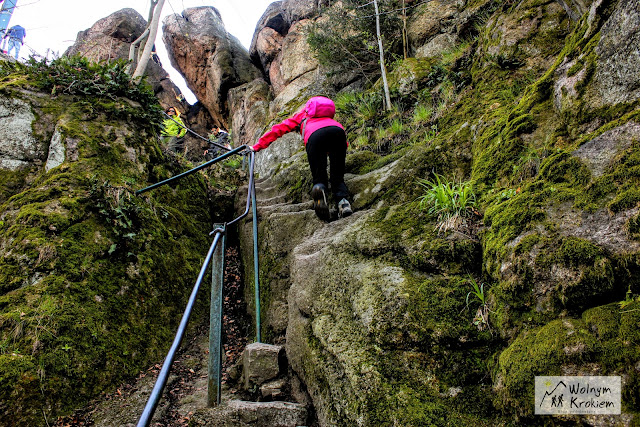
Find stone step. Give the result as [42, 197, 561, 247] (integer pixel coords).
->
[258, 200, 313, 214]
[189, 343, 309, 426]
[254, 185, 284, 201]
[241, 343, 285, 389]
[190, 400, 308, 427]
[257, 194, 289, 206]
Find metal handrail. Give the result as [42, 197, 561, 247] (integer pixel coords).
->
[224, 150, 261, 341]
[137, 228, 224, 427]
[226, 149, 256, 227]
[135, 147, 262, 426]
[251, 179, 261, 342]
[136, 145, 247, 195]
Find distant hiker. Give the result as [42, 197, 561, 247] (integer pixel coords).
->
[151, 44, 160, 65]
[209, 127, 230, 148]
[248, 96, 353, 220]
[161, 107, 187, 153]
[204, 127, 231, 159]
[3, 25, 26, 59]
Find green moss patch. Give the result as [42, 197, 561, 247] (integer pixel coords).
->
[496, 302, 640, 418]
[0, 76, 227, 424]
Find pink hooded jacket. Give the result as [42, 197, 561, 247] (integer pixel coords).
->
[252, 96, 346, 152]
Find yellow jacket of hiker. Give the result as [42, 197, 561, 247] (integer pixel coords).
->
[161, 113, 187, 138]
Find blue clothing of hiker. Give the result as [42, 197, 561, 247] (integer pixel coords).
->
[3, 25, 26, 59]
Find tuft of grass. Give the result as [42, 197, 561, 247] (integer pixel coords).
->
[416, 173, 476, 232]
[389, 119, 404, 136]
[356, 96, 379, 122]
[334, 91, 358, 111]
[353, 134, 369, 148]
[422, 124, 439, 144]
[466, 277, 486, 307]
[618, 286, 640, 312]
[465, 277, 491, 331]
[440, 40, 472, 65]
[375, 126, 390, 141]
[412, 104, 433, 125]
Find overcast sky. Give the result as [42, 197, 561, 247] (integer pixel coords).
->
[6, 0, 275, 103]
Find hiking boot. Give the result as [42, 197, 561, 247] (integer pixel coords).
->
[311, 183, 330, 221]
[337, 198, 353, 218]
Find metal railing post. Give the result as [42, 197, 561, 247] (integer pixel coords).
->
[251, 176, 261, 343]
[208, 223, 226, 406]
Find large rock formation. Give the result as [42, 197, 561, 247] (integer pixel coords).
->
[249, 1, 288, 77]
[65, 8, 146, 62]
[234, 0, 640, 424]
[228, 79, 271, 154]
[162, 7, 262, 129]
[408, 0, 461, 57]
[65, 8, 189, 113]
[248, 1, 326, 114]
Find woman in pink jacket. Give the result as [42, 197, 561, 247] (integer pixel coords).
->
[249, 96, 352, 220]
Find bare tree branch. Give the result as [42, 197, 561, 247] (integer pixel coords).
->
[132, 0, 165, 81]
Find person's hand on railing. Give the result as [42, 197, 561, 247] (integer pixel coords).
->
[244, 145, 255, 153]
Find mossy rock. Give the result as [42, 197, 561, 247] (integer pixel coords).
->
[280, 205, 499, 425]
[345, 150, 381, 175]
[495, 302, 640, 421]
[239, 0, 640, 424]
[0, 88, 227, 425]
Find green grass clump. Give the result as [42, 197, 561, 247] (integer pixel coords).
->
[389, 119, 405, 136]
[416, 174, 476, 232]
[412, 104, 433, 125]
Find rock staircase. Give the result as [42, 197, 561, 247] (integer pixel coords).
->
[250, 174, 344, 220]
[190, 343, 309, 427]
[190, 176, 319, 426]
[195, 160, 365, 426]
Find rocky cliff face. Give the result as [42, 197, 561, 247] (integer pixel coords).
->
[0, 60, 232, 425]
[229, 0, 640, 425]
[65, 8, 189, 113]
[162, 7, 262, 130]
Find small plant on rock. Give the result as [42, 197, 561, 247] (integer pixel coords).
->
[416, 173, 476, 232]
[412, 104, 433, 125]
[389, 118, 405, 136]
[619, 285, 640, 312]
[465, 277, 491, 332]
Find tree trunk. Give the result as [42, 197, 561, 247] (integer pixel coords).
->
[402, 0, 408, 59]
[373, 0, 392, 111]
[137, 0, 159, 64]
[127, 28, 150, 75]
[132, 0, 165, 81]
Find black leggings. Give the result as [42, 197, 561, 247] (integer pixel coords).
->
[305, 126, 349, 202]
